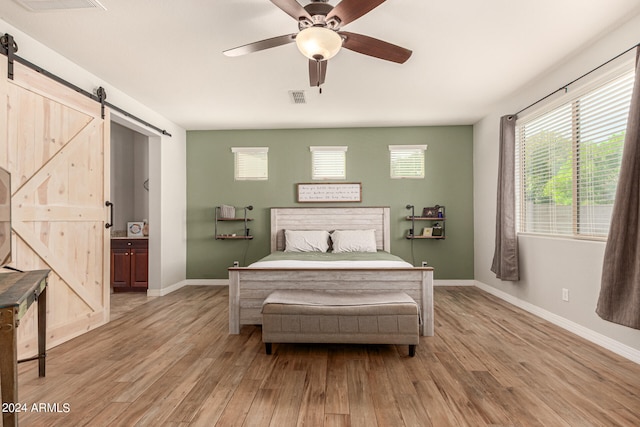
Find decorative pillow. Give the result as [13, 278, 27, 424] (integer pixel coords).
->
[331, 229, 377, 253]
[284, 230, 330, 252]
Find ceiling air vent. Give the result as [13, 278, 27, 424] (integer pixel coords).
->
[14, 0, 106, 11]
[289, 90, 306, 104]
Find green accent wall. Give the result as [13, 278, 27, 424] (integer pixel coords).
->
[187, 126, 473, 279]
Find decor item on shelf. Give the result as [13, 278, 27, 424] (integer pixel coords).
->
[422, 227, 433, 237]
[220, 204, 236, 219]
[432, 223, 443, 237]
[406, 204, 415, 237]
[127, 222, 144, 237]
[422, 205, 441, 218]
[222, 0, 412, 90]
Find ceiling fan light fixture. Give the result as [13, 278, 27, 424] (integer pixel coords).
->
[295, 27, 342, 61]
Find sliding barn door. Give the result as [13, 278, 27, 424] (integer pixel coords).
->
[0, 60, 110, 358]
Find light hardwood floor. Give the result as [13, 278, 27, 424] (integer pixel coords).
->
[13, 286, 640, 426]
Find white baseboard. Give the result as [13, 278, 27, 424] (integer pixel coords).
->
[147, 280, 188, 297]
[474, 280, 640, 364]
[147, 279, 228, 297]
[186, 279, 228, 287]
[434, 279, 474, 287]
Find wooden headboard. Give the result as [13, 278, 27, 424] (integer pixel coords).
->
[270, 207, 391, 252]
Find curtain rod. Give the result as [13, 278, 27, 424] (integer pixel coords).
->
[0, 32, 172, 137]
[515, 42, 640, 117]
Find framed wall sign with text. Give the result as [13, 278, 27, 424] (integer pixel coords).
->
[296, 182, 362, 203]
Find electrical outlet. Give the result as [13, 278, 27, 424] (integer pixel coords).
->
[562, 288, 569, 302]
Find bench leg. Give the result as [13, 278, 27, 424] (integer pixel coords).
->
[409, 345, 416, 357]
[0, 307, 18, 427]
[265, 343, 272, 355]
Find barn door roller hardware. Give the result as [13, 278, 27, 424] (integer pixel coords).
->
[0, 32, 172, 137]
[96, 86, 107, 120]
[0, 33, 18, 80]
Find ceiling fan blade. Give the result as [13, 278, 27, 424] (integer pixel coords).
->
[270, 0, 312, 22]
[223, 34, 296, 57]
[309, 59, 327, 87]
[340, 31, 412, 64]
[326, 0, 386, 26]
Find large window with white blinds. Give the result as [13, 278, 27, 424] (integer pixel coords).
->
[515, 67, 634, 238]
[310, 146, 347, 180]
[232, 147, 268, 181]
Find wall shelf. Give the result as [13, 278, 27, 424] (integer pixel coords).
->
[214, 206, 254, 240]
[405, 233, 445, 240]
[216, 235, 253, 240]
[406, 216, 447, 221]
[405, 205, 446, 240]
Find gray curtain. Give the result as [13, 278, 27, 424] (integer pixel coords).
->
[597, 47, 640, 329]
[491, 115, 519, 281]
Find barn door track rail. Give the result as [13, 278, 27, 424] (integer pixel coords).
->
[0, 32, 172, 137]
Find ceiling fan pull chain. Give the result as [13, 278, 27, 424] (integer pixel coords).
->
[316, 60, 323, 94]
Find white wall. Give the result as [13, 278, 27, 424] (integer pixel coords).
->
[0, 18, 188, 293]
[133, 132, 150, 222]
[474, 13, 640, 356]
[110, 123, 149, 232]
[110, 122, 135, 231]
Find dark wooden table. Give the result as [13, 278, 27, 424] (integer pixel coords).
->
[0, 269, 50, 427]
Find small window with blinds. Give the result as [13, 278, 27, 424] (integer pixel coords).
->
[389, 145, 427, 179]
[515, 68, 634, 239]
[231, 147, 268, 181]
[310, 146, 347, 180]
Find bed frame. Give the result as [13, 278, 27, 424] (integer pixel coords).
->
[228, 207, 434, 336]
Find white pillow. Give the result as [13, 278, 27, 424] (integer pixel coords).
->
[331, 229, 377, 253]
[284, 230, 330, 252]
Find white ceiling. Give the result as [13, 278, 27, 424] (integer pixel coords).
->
[2, 0, 640, 130]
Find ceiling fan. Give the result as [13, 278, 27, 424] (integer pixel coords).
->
[223, 0, 412, 89]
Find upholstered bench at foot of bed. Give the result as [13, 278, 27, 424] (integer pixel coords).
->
[261, 290, 420, 357]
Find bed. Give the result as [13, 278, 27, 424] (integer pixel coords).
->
[228, 207, 434, 336]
